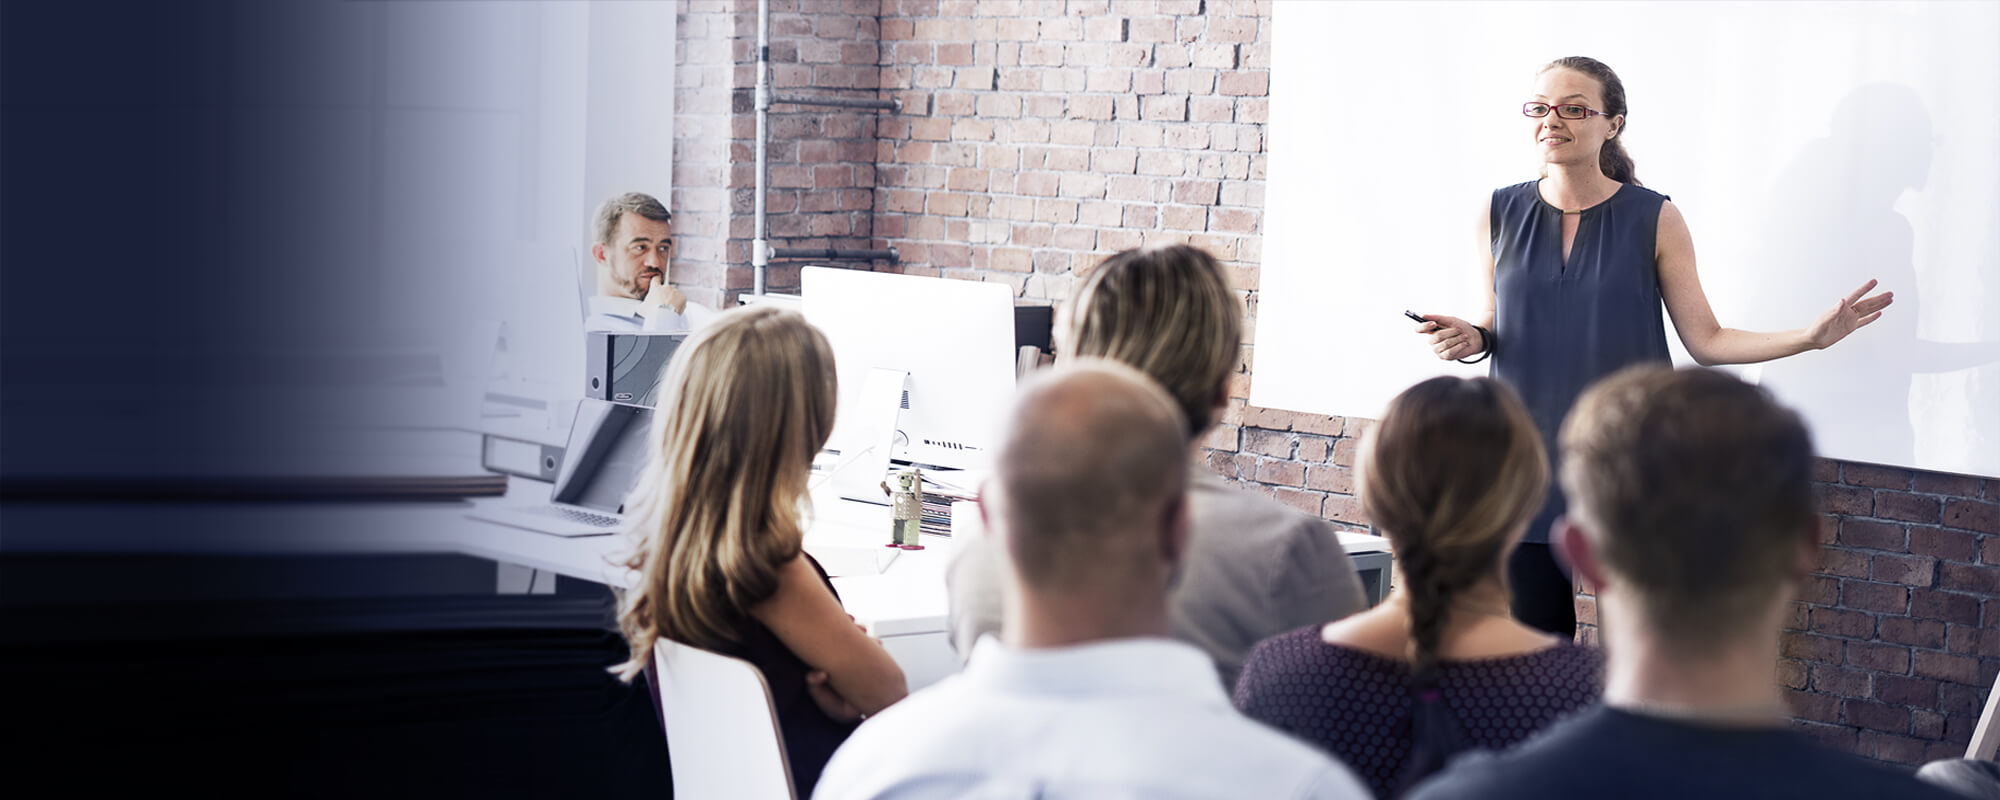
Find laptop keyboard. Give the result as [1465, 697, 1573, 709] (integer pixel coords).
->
[554, 507, 620, 528]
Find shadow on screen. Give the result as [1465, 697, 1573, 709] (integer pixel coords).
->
[1748, 83, 2000, 470]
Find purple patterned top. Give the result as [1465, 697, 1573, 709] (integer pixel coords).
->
[1233, 626, 1603, 799]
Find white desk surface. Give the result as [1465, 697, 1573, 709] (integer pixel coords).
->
[3, 477, 1388, 689]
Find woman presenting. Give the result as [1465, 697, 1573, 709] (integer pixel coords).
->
[1416, 56, 1892, 637]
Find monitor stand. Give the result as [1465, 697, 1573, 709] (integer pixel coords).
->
[830, 367, 909, 506]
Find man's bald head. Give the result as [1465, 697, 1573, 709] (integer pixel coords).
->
[993, 360, 1191, 593]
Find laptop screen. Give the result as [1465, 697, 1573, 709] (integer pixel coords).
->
[550, 398, 654, 514]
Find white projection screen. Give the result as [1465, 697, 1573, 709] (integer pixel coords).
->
[1253, 0, 2000, 479]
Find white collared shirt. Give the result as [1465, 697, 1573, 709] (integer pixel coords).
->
[584, 294, 718, 333]
[813, 636, 1369, 800]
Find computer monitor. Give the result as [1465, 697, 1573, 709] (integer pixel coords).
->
[550, 398, 654, 515]
[800, 267, 1017, 471]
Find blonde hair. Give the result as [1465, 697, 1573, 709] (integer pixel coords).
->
[1559, 366, 1814, 652]
[1058, 245, 1242, 438]
[611, 306, 837, 681]
[1359, 377, 1548, 681]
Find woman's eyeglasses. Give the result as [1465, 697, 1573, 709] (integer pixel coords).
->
[1522, 102, 1612, 120]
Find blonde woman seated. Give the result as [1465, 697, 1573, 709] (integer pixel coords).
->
[1234, 377, 1600, 799]
[610, 306, 907, 797]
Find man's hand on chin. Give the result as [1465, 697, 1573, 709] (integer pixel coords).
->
[639, 275, 687, 316]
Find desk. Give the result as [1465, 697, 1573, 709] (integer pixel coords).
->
[2, 480, 1392, 692]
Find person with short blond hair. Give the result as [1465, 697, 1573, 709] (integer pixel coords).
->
[947, 244, 1367, 687]
[1408, 366, 1955, 800]
[815, 363, 1370, 800]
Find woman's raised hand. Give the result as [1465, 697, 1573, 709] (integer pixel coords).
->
[1806, 279, 1894, 350]
[1417, 314, 1486, 361]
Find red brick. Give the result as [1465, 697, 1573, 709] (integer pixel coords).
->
[1912, 651, 1981, 684]
[1841, 580, 1908, 614]
[1331, 437, 1362, 468]
[1941, 683, 1987, 715]
[1292, 414, 1344, 436]
[1910, 526, 1978, 562]
[1844, 463, 1912, 490]
[1243, 427, 1292, 458]
[1837, 519, 1906, 551]
[1785, 689, 1841, 723]
[1948, 712, 1986, 744]
[1914, 472, 1985, 497]
[1941, 563, 2000, 594]
[1872, 553, 1935, 586]
[1782, 632, 1844, 662]
[1816, 485, 1873, 516]
[1271, 486, 1323, 516]
[1875, 674, 1940, 706]
[1947, 624, 1982, 655]
[1777, 659, 1808, 689]
[1323, 493, 1366, 525]
[1912, 589, 1982, 625]
[1812, 458, 1842, 483]
[1799, 575, 1839, 606]
[1877, 617, 1947, 649]
[1879, 492, 1943, 524]
[1809, 607, 1875, 639]
[1809, 664, 1871, 697]
[1983, 536, 2000, 566]
[1944, 500, 2000, 534]
[1845, 699, 1910, 733]
[1844, 641, 1911, 673]
[1216, 70, 1269, 97]
[1817, 547, 1871, 579]
[1305, 465, 1353, 494]
[1295, 436, 1331, 462]
[1256, 460, 1306, 488]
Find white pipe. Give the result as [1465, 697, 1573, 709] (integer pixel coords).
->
[752, 0, 771, 297]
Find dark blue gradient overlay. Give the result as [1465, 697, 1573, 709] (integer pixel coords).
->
[2, 3, 668, 793]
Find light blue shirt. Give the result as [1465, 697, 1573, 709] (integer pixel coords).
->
[813, 636, 1370, 800]
[585, 294, 717, 333]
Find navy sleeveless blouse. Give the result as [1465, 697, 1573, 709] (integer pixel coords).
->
[1491, 180, 1671, 543]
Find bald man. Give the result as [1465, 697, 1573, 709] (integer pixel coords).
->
[814, 362, 1367, 800]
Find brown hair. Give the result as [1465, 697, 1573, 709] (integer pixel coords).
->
[1541, 56, 1641, 186]
[1058, 244, 1242, 439]
[593, 191, 672, 247]
[1359, 377, 1548, 682]
[611, 306, 837, 681]
[1559, 366, 1816, 653]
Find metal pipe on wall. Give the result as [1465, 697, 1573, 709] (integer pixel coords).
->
[751, 0, 904, 296]
[752, 0, 772, 297]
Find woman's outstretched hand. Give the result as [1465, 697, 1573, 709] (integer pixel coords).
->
[1417, 314, 1486, 361]
[1806, 279, 1894, 350]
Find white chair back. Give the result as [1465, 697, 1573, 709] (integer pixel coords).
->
[1970, 672, 1999, 760]
[652, 638, 796, 800]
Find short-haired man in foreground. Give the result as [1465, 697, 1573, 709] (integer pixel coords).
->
[585, 191, 716, 332]
[814, 362, 1369, 800]
[1409, 366, 1958, 800]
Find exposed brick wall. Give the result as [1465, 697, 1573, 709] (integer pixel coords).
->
[674, 0, 884, 307]
[675, 0, 1998, 769]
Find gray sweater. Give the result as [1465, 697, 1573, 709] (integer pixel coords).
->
[946, 466, 1370, 688]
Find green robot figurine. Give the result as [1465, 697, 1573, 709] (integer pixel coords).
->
[881, 467, 925, 550]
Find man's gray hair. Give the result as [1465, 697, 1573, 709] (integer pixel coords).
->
[593, 192, 671, 246]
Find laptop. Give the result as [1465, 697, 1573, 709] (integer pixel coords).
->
[469, 398, 652, 537]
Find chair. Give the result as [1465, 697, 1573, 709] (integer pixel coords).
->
[652, 638, 796, 800]
[1971, 672, 1999, 760]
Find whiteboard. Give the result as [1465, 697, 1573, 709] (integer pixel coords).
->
[1253, 0, 2000, 478]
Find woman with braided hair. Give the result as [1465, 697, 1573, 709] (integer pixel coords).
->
[1234, 377, 1600, 799]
